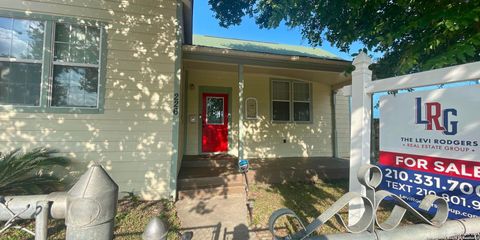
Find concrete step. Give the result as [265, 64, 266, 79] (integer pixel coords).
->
[178, 174, 245, 190]
[181, 159, 237, 168]
[177, 185, 245, 200]
[178, 166, 239, 179]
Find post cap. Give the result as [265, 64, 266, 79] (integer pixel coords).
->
[68, 165, 118, 198]
[66, 164, 118, 227]
[352, 51, 372, 66]
[142, 217, 168, 240]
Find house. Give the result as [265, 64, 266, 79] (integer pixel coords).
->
[0, 0, 351, 200]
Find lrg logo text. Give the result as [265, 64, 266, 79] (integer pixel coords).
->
[415, 97, 458, 135]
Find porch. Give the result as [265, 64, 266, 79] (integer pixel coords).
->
[176, 35, 352, 198]
[177, 154, 349, 200]
[179, 50, 352, 160]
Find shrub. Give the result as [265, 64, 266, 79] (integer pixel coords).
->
[0, 148, 70, 195]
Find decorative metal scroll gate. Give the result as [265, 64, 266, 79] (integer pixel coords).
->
[268, 164, 453, 240]
[268, 163, 480, 240]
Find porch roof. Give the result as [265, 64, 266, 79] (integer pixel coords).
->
[192, 34, 345, 61]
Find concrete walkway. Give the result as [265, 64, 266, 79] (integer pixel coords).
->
[176, 193, 256, 240]
[175, 155, 349, 239]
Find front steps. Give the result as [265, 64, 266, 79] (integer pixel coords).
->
[180, 158, 236, 168]
[177, 156, 246, 200]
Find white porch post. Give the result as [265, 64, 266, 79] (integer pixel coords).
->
[238, 64, 245, 160]
[348, 52, 373, 224]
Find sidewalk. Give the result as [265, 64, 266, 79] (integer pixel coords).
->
[176, 193, 256, 240]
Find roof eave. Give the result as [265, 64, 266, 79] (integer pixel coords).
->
[183, 45, 352, 72]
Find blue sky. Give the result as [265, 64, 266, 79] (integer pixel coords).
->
[192, 0, 367, 61]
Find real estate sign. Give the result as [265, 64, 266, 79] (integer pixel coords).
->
[379, 85, 480, 219]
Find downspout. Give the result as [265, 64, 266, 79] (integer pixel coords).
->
[182, 71, 189, 156]
[330, 89, 338, 158]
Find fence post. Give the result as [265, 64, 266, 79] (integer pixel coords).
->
[0, 165, 117, 239]
[65, 164, 118, 240]
[34, 200, 50, 240]
[348, 52, 373, 224]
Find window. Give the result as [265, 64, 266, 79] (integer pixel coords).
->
[293, 82, 311, 121]
[206, 96, 224, 124]
[0, 17, 44, 106]
[272, 81, 290, 121]
[0, 14, 106, 112]
[52, 24, 100, 108]
[271, 80, 311, 122]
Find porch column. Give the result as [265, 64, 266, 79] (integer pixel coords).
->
[331, 89, 338, 158]
[238, 64, 245, 160]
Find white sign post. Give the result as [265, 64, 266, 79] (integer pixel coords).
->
[347, 53, 373, 223]
[343, 52, 480, 224]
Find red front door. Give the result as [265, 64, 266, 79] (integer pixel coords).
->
[202, 93, 228, 153]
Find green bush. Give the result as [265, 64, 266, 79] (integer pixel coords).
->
[0, 148, 70, 195]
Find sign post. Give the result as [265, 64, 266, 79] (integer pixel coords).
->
[348, 52, 373, 224]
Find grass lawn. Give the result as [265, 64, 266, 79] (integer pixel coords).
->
[249, 179, 417, 237]
[1, 196, 181, 240]
[250, 179, 350, 235]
